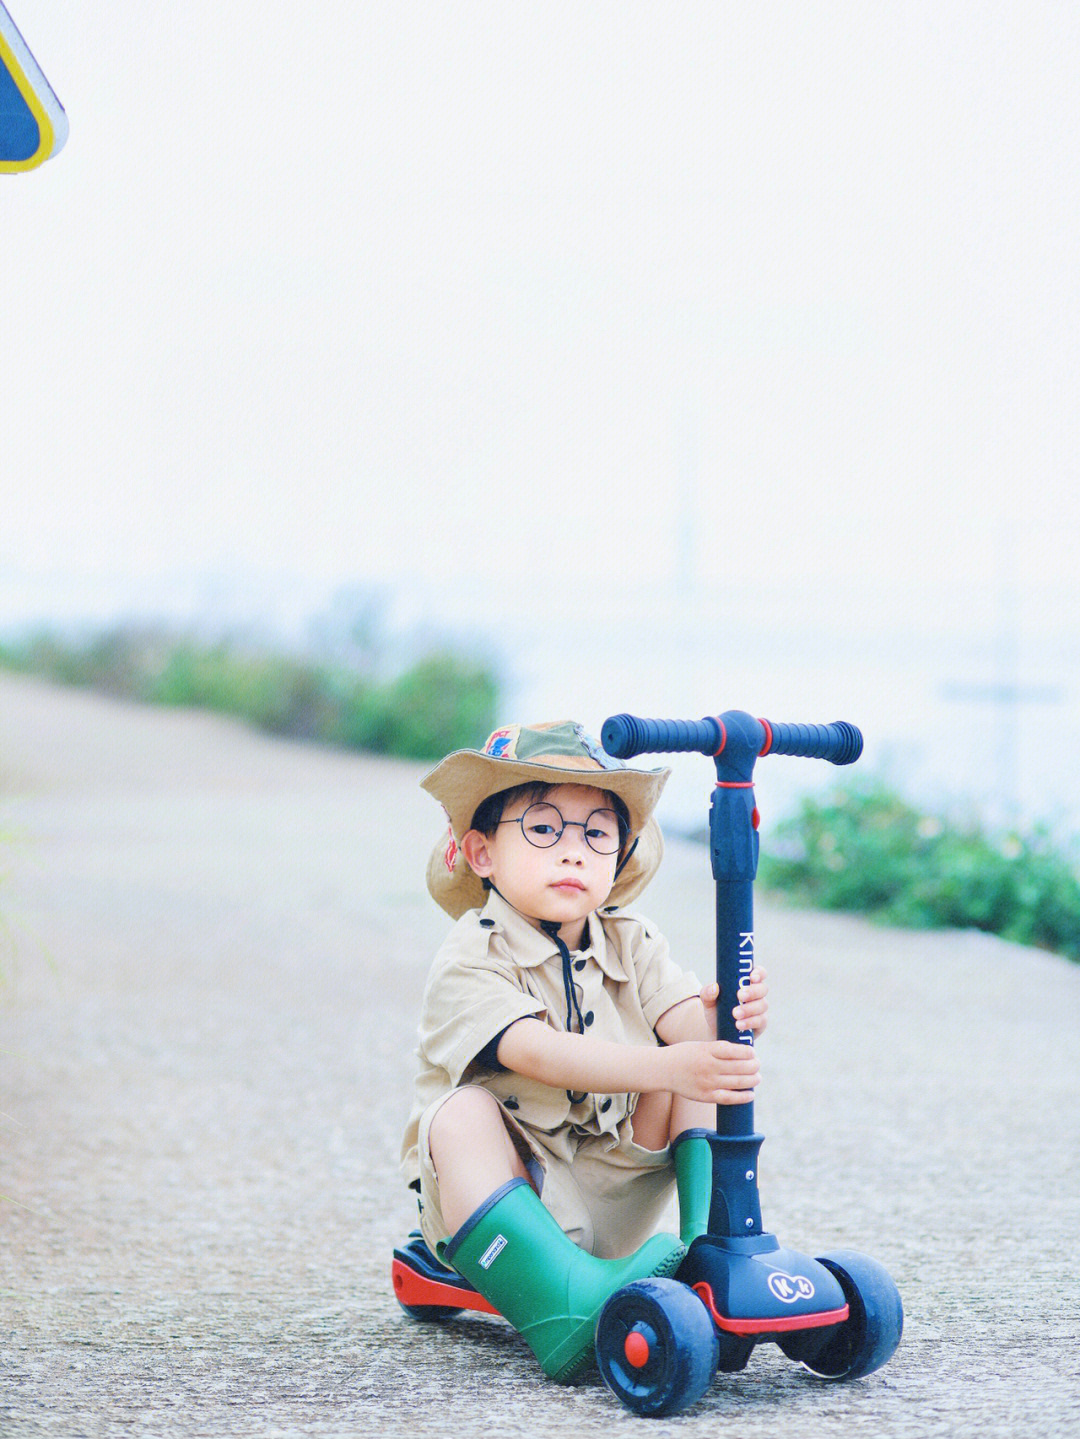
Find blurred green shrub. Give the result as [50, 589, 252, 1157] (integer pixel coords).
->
[368, 654, 498, 758]
[145, 641, 349, 740]
[760, 782, 1080, 961]
[0, 627, 497, 762]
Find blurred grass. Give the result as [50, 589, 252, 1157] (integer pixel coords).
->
[0, 627, 498, 762]
[759, 782, 1080, 962]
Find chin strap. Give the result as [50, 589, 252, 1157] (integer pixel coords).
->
[612, 835, 638, 885]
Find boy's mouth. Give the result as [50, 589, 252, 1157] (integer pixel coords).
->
[550, 879, 586, 892]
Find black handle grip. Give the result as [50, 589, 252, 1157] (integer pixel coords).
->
[602, 713, 863, 766]
[601, 714, 724, 759]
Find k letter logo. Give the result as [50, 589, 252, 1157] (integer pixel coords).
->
[766, 1269, 816, 1304]
[1, 3, 67, 171]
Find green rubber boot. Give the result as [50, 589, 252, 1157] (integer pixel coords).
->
[443, 1178, 686, 1382]
[673, 1128, 714, 1246]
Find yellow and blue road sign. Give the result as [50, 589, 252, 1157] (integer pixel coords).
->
[1, 2, 67, 171]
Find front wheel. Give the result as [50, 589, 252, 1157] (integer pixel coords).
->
[791, 1249, 903, 1380]
[595, 1278, 719, 1418]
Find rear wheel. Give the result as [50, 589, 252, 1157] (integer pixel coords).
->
[397, 1301, 463, 1319]
[392, 1233, 466, 1321]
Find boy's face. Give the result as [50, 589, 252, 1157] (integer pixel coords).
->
[463, 784, 620, 949]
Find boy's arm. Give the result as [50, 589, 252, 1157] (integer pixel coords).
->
[495, 1015, 759, 1106]
[655, 968, 769, 1045]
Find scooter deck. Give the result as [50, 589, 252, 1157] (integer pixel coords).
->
[392, 1231, 499, 1316]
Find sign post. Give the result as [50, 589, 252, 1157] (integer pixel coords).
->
[1, 2, 67, 171]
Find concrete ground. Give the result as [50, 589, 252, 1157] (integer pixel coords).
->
[0, 671, 1077, 1437]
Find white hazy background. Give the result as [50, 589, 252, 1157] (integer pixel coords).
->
[3, 2, 1079, 831]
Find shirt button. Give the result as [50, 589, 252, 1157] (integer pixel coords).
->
[584, 1011, 594, 1027]
[504, 1097, 519, 1110]
[574, 959, 586, 971]
[479, 918, 495, 928]
[599, 1097, 612, 1112]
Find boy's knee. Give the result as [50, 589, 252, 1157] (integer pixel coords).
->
[429, 1085, 503, 1145]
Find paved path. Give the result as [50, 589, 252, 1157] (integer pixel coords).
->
[1, 672, 1078, 1437]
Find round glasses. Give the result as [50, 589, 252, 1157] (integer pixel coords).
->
[498, 802, 625, 855]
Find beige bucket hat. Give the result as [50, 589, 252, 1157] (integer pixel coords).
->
[422, 721, 671, 918]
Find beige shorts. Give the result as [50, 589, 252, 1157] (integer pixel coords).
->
[415, 1086, 677, 1261]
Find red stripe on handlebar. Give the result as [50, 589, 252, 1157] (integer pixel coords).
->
[713, 717, 727, 756]
[758, 718, 773, 756]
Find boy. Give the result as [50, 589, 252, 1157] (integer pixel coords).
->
[401, 721, 768, 1382]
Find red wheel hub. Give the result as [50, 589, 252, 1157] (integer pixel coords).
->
[624, 1328, 651, 1368]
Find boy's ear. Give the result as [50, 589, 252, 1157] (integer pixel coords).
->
[462, 829, 495, 877]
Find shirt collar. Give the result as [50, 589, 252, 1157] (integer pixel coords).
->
[479, 889, 629, 982]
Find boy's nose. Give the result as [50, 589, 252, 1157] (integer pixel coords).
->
[557, 826, 587, 858]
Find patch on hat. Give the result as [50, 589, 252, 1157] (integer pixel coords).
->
[483, 726, 519, 759]
[508, 721, 618, 769]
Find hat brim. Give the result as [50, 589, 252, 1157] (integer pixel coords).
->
[421, 749, 669, 845]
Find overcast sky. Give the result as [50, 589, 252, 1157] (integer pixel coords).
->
[3, 1, 1079, 645]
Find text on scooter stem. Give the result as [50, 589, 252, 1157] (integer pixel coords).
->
[738, 932, 755, 1047]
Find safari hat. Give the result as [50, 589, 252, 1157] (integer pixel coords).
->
[422, 721, 670, 918]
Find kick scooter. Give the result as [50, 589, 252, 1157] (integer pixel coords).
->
[392, 711, 903, 1416]
[588, 711, 903, 1414]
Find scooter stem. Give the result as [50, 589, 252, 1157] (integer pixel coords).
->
[705, 713, 766, 1235]
[708, 711, 765, 1136]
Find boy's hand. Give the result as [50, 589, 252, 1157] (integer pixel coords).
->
[698, 970, 768, 1037]
[699, 981, 720, 1030]
[734, 967, 768, 1037]
[661, 1037, 760, 1105]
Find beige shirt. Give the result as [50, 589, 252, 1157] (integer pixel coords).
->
[401, 889, 701, 1185]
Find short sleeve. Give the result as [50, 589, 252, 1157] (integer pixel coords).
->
[417, 921, 545, 1086]
[620, 916, 701, 1029]
[473, 1025, 512, 1071]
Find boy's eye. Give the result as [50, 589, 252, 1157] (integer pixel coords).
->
[585, 811, 620, 841]
[516, 802, 565, 845]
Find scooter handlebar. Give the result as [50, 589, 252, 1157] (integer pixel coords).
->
[601, 713, 863, 766]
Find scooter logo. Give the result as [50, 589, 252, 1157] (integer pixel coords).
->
[766, 1269, 815, 1303]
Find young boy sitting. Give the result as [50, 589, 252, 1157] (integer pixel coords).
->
[400, 721, 768, 1382]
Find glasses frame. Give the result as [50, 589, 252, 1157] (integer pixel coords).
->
[496, 801, 627, 856]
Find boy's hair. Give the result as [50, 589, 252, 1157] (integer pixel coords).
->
[470, 782, 631, 844]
